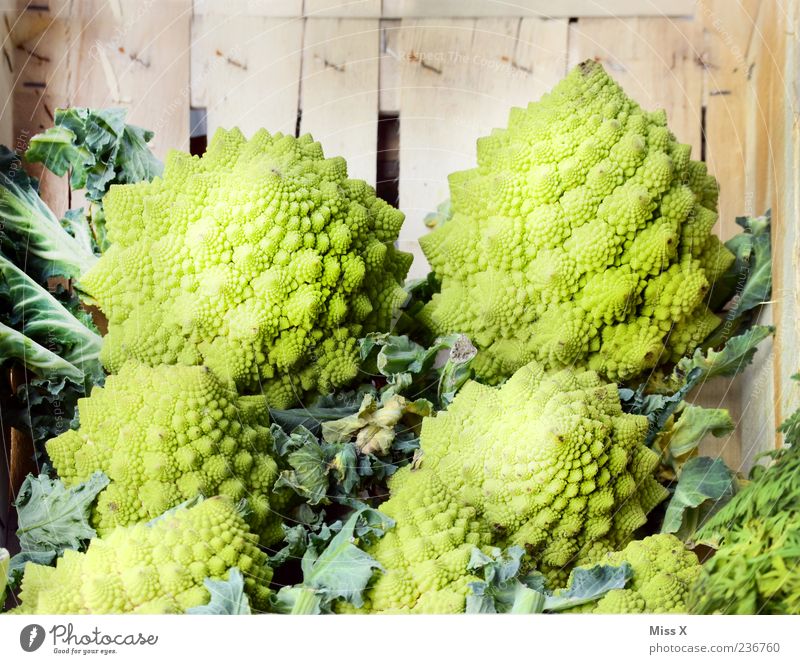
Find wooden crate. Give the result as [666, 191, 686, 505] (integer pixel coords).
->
[1, 0, 797, 545]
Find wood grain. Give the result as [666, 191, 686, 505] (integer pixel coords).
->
[299, 18, 380, 184]
[191, 14, 303, 138]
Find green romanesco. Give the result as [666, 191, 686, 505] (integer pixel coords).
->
[46, 363, 289, 544]
[79, 128, 411, 407]
[567, 534, 701, 613]
[356, 361, 669, 613]
[419, 60, 734, 384]
[13, 496, 273, 614]
[689, 438, 800, 615]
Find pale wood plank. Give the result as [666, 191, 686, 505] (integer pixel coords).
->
[568, 17, 705, 156]
[190, 0, 695, 17]
[306, 0, 381, 18]
[382, 0, 695, 19]
[11, 4, 70, 215]
[0, 8, 14, 145]
[397, 17, 569, 275]
[379, 18, 401, 112]
[299, 18, 380, 184]
[64, 0, 192, 157]
[192, 0, 302, 17]
[737, 0, 797, 464]
[191, 14, 303, 137]
[701, 0, 761, 239]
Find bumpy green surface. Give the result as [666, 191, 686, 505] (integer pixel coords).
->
[14, 496, 272, 614]
[689, 442, 800, 615]
[569, 534, 701, 614]
[47, 363, 287, 545]
[419, 60, 734, 384]
[359, 362, 668, 613]
[80, 128, 411, 407]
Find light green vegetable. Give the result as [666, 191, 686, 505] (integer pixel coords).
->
[79, 128, 411, 407]
[349, 361, 668, 613]
[11, 497, 273, 614]
[46, 363, 289, 544]
[419, 60, 732, 384]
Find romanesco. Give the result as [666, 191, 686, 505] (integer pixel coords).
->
[46, 363, 289, 544]
[419, 60, 734, 384]
[79, 128, 411, 407]
[13, 496, 273, 614]
[568, 534, 701, 613]
[357, 361, 668, 613]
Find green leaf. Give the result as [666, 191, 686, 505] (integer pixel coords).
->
[0, 321, 85, 384]
[300, 509, 384, 609]
[778, 373, 800, 445]
[466, 546, 532, 613]
[466, 546, 631, 614]
[15, 471, 109, 555]
[666, 406, 734, 459]
[544, 563, 632, 612]
[662, 456, 738, 540]
[423, 198, 453, 229]
[0, 548, 8, 607]
[186, 568, 251, 615]
[437, 334, 477, 407]
[273, 429, 330, 505]
[359, 332, 474, 405]
[676, 324, 774, 383]
[710, 212, 772, 318]
[26, 107, 161, 203]
[0, 146, 97, 279]
[0, 252, 102, 376]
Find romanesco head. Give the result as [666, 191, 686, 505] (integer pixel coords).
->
[419, 60, 734, 384]
[14, 496, 273, 614]
[359, 361, 669, 613]
[574, 534, 701, 613]
[79, 129, 411, 407]
[46, 363, 289, 544]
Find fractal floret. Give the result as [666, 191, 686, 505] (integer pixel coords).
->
[419, 60, 734, 384]
[46, 363, 288, 544]
[358, 361, 668, 613]
[568, 534, 701, 614]
[79, 128, 411, 407]
[12, 496, 273, 614]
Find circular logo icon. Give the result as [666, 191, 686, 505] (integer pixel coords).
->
[20, 624, 45, 652]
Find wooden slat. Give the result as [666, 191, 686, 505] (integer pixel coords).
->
[736, 0, 798, 467]
[191, 15, 303, 138]
[192, 0, 303, 17]
[306, 0, 381, 18]
[396, 17, 569, 275]
[382, 1, 695, 18]
[11, 5, 70, 215]
[568, 17, 705, 155]
[379, 18, 402, 112]
[191, 0, 695, 18]
[299, 18, 380, 184]
[65, 0, 192, 157]
[701, 0, 761, 239]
